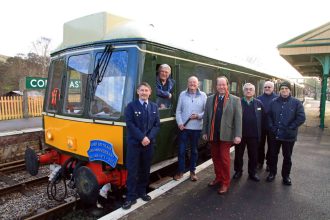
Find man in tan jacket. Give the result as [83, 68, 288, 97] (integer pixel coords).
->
[202, 76, 242, 194]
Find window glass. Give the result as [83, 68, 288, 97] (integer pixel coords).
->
[231, 82, 237, 93]
[195, 66, 216, 95]
[64, 54, 90, 115]
[91, 51, 128, 118]
[47, 59, 64, 112]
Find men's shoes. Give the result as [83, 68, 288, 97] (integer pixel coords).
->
[217, 185, 228, 194]
[122, 199, 137, 210]
[266, 173, 276, 182]
[190, 172, 198, 181]
[249, 174, 260, 182]
[208, 179, 219, 187]
[140, 194, 152, 201]
[282, 177, 292, 186]
[233, 171, 242, 179]
[173, 173, 183, 181]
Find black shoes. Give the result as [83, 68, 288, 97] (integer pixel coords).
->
[233, 171, 242, 179]
[249, 174, 260, 182]
[140, 194, 151, 201]
[122, 199, 137, 209]
[266, 173, 276, 182]
[282, 177, 292, 185]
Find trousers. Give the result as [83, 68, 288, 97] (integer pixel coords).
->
[210, 141, 232, 187]
[126, 144, 154, 201]
[268, 137, 295, 178]
[234, 137, 259, 175]
[178, 129, 201, 173]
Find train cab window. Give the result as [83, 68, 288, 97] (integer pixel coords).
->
[156, 64, 175, 109]
[46, 59, 65, 113]
[91, 51, 128, 118]
[64, 54, 90, 115]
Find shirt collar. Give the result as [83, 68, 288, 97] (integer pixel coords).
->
[139, 99, 148, 105]
[243, 97, 254, 105]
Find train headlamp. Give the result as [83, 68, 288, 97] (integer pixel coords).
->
[46, 130, 53, 140]
[67, 137, 77, 151]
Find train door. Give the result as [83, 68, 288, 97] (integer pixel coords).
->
[149, 55, 178, 163]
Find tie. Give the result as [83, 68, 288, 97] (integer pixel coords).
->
[143, 102, 147, 110]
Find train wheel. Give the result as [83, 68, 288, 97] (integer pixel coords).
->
[25, 147, 39, 176]
[74, 166, 99, 204]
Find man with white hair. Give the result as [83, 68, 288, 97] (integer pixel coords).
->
[233, 83, 265, 182]
[174, 76, 207, 181]
[156, 64, 175, 108]
[257, 81, 277, 171]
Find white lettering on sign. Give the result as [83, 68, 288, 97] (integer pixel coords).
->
[69, 80, 80, 88]
[30, 79, 47, 88]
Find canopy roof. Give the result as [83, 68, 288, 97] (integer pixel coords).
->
[278, 22, 330, 77]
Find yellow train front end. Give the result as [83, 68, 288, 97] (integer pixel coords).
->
[24, 39, 140, 204]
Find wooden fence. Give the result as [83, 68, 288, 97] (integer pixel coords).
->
[0, 96, 44, 120]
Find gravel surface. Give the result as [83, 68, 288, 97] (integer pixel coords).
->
[0, 166, 77, 220]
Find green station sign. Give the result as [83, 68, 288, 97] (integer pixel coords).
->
[26, 77, 47, 89]
[25, 77, 81, 90]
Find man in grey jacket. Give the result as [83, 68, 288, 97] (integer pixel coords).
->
[174, 76, 207, 181]
[202, 76, 242, 194]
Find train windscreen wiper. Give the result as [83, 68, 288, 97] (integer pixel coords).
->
[88, 44, 113, 101]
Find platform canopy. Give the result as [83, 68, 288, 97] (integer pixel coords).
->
[278, 22, 330, 77]
[278, 21, 330, 129]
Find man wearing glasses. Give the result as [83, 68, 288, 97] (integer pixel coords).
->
[257, 81, 278, 171]
[266, 81, 305, 185]
[233, 83, 265, 182]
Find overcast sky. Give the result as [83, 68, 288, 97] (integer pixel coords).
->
[0, 0, 329, 78]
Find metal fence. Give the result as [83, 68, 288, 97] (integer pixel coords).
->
[0, 96, 43, 120]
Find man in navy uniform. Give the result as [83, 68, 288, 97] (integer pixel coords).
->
[122, 82, 160, 209]
[266, 81, 305, 185]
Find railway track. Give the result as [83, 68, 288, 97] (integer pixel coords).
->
[0, 175, 49, 196]
[0, 159, 26, 174]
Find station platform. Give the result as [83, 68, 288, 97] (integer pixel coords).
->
[0, 117, 42, 134]
[103, 97, 330, 220]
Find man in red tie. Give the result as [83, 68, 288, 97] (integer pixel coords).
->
[202, 76, 242, 194]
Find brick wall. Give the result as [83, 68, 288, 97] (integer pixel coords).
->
[0, 131, 44, 163]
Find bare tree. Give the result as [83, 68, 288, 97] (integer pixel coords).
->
[31, 37, 51, 75]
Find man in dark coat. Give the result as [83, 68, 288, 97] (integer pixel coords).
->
[233, 83, 265, 182]
[266, 81, 306, 185]
[122, 82, 160, 209]
[257, 81, 278, 170]
[156, 64, 175, 109]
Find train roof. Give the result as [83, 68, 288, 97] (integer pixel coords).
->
[56, 12, 183, 53]
[55, 12, 293, 82]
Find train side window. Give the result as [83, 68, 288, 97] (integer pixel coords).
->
[194, 66, 216, 95]
[46, 59, 65, 113]
[64, 54, 91, 115]
[231, 82, 237, 94]
[155, 64, 175, 109]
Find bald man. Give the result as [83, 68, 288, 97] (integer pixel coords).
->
[174, 76, 207, 181]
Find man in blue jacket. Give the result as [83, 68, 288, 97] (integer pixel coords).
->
[233, 83, 265, 182]
[266, 81, 306, 185]
[156, 64, 175, 109]
[257, 81, 278, 171]
[122, 82, 160, 209]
